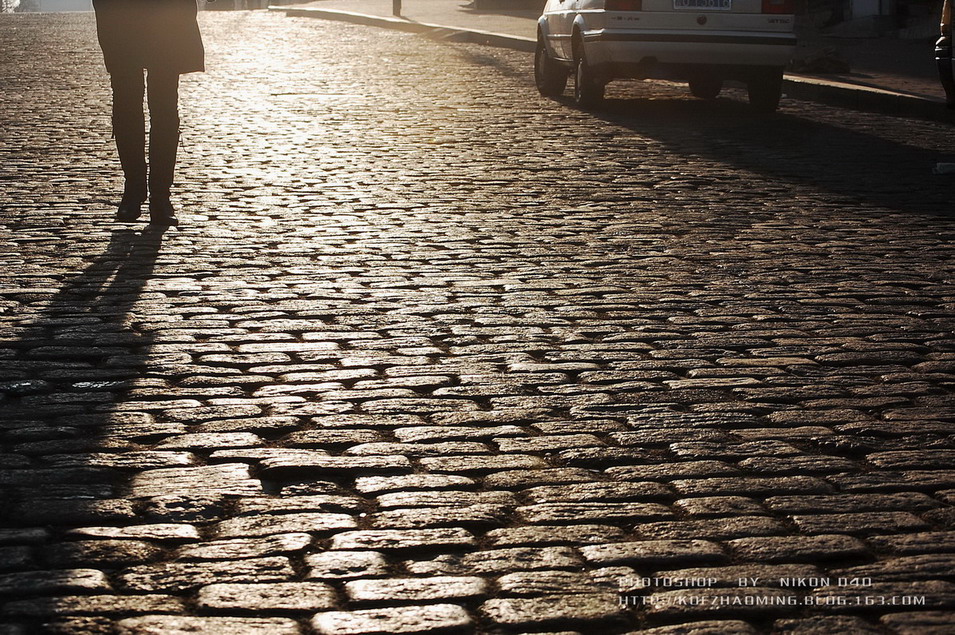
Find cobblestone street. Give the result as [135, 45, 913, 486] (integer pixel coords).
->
[1, 10, 955, 634]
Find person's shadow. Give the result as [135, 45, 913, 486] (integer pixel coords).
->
[0, 226, 166, 539]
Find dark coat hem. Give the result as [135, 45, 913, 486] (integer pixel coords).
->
[93, 0, 205, 75]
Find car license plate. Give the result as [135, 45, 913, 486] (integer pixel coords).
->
[673, 0, 732, 9]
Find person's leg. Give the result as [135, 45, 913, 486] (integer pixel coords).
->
[110, 68, 147, 213]
[146, 69, 180, 224]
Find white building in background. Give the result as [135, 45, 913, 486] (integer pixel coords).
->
[15, 0, 281, 11]
[34, 0, 92, 10]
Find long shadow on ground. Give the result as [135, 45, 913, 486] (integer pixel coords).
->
[0, 227, 166, 628]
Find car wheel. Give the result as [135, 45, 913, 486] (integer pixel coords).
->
[689, 77, 722, 100]
[936, 40, 955, 108]
[747, 67, 784, 113]
[535, 36, 568, 97]
[573, 45, 604, 108]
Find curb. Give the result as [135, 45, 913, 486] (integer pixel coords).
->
[782, 75, 952, 122]
[279, 6, 536, 51]
[274, 5, 952, 122]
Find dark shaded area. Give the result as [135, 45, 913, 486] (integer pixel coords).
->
[569, 91, 954, 217]
[0, 228, 165, 628]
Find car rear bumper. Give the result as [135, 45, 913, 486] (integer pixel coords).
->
[583, 28, 796, 68]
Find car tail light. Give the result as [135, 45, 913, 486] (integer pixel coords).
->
[606, 0, 642, 10]
[762, 0, 794, 13]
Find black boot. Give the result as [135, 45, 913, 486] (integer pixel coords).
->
[147, 71, 181, 227]
[149, 195, 179, 227]
[115, 184, 146, 222]
[111, 70, 147, 223]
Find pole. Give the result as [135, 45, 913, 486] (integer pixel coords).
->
[393, 0, 401, 16]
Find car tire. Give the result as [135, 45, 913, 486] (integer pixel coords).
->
[573, 45, 604, 108]
[936, 41, 955, 108]
[747, 67, 784, 113]
[689, 77, 722, 100]
[535, 36, 568, 97]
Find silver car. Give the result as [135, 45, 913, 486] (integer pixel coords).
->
[535, 0, 797, 111]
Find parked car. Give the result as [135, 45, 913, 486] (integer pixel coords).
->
[937, 0, 955, 108]
[535, 0, 797, 112]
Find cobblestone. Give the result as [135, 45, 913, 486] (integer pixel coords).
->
[370, 504, 513, 529]
[726, 534, 870, 563]
[260, 454, 413, 475]
[484, 524, 628, 547]
[772, 616, 884, 634]
[354, 474, 476, 494]
[580, 541, 728, 567]
[233, 494, 362, 514]
[672, 476, 833, 497]
[633, 621, 760, 635]
[866, 531, 955, 555]
[330, 529, 477, 552]
[480, 594, 627, 629]
[1, 595, 184, 617]
[9, 499, 137, 525]
[606, 462, 740, 482]
[305, 551, 390, 580]
[517, 502, 673, 524]
[43, 540, 163, 567]
[483, 468, 598, 489]
[173, 533, 313, 560]
[763, 493, 941, 514]
[375, 490, 517, 508]
[129, 464, 262, 498]
[0, 570, 111, 596]
[117, 557, 295, 592]
[673, 496, 766, 517]
[216, 513, 357, 538]
[2, 9, 955, 634]
[197, 582, 338, 611]
[635, 517, 788, 540]
[312, 604, 471, 634]
[523, 482, 672, 503]
[496, 570, 607, 596]
[63, 524, 200, 543]
[880, 611, 955, 634]
[143, 496, 225, 523]
[115, 616, 301, 635]
[461, 546, 583, 573]
[790, 511, 931, 535]
[344, 576, 488, 603]
[418, 454, 548, 473]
